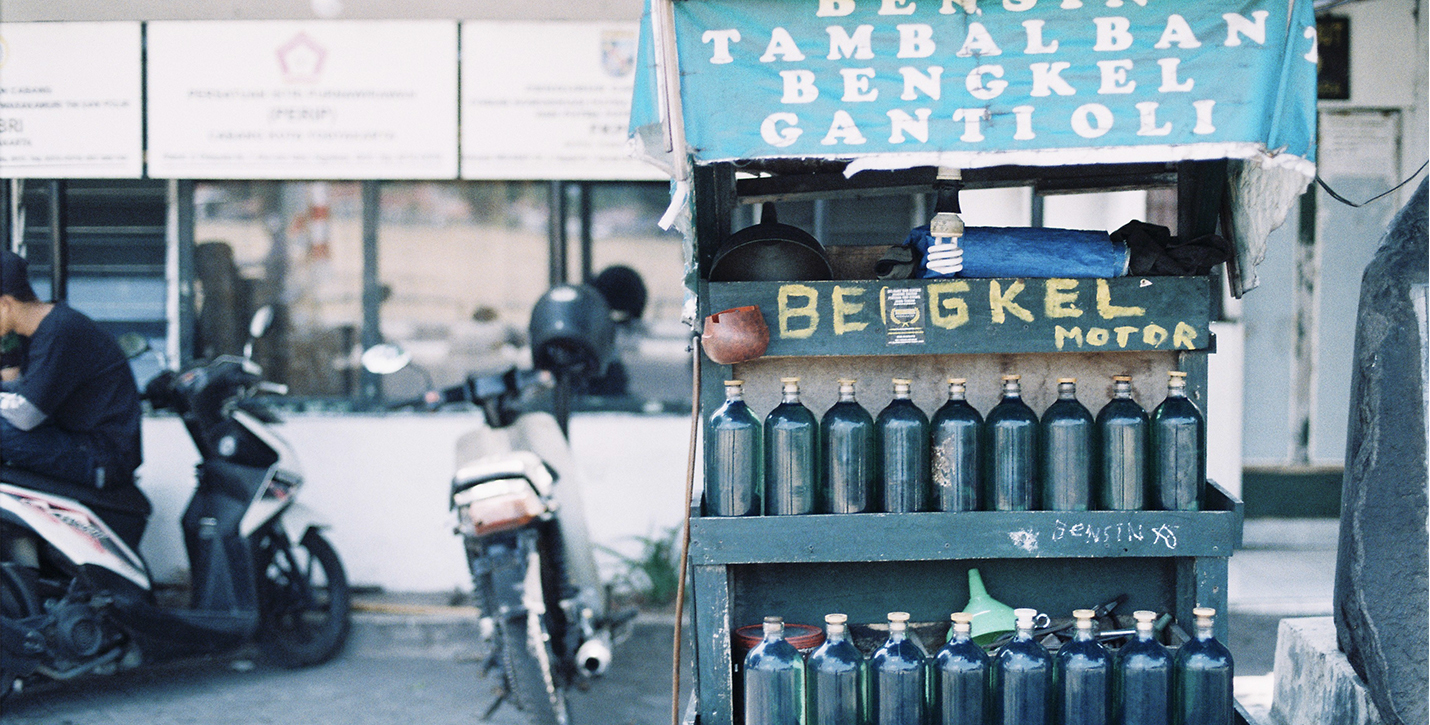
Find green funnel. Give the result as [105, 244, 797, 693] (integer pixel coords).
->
[959, 568, 1016, 645]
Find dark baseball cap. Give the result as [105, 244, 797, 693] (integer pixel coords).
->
[1, 250, 38, 301]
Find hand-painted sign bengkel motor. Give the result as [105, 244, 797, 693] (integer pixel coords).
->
[635, 0, 1316, 177]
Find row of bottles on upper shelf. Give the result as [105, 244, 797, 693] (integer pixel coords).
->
[706, 372, 1206, 517]
[745, 607, 1233, 725]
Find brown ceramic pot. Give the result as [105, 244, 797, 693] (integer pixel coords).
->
[701, 306, 770, 364]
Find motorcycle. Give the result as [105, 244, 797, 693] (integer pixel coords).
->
[0, 307, 350, 706]
[362, 284, 629, 725]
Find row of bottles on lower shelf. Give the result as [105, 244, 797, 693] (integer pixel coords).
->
[706, 372, 1206, 517]
[745, 607, 1232, 725]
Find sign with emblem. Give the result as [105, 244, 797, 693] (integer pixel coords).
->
[0, 22, 143, 178]
[147, 20, 458, 179]
[461, 21, 665, 180]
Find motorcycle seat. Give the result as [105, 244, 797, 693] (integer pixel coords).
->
[451, 451, 556, 499]
[0, 465, 152, 518]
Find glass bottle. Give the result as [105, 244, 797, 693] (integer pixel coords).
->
[1115, 610, 1172, 725]
[931, 378, 983, 512]
[877, 379, 930, 513]
[1057, 609, 1111, 725]
[745, 616, 808, 725]
[1041, 377, 1094, 511]
[992, 607, 1052, 725]
[934, 611, 988, 725]
[706, 379, 762, 516]
[1096, 375, 1149, 511]
[870, 611, 927, 725]
[821, 378, 877, 514]
[1150, 371, 1205, 511]
[807, 613, 866, 725]
[986, 375, 1039, 511]
[1173, 607, 1233, 725]
[766, 377, 818, 515]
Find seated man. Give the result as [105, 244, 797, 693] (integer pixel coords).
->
[0, 251, 142, 488]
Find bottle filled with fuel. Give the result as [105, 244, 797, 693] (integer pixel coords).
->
[766, 377, 818, 515]
[1150, 371, 1205, 511]
[706, 379, 762, 516]
[1115, 610, 1172, 725]
[870, 611, 928, 725]
[745, 616, 808, 725]
[931, 378, 982, 512]
[1173, 607, 1233, 725]
[986, 375, 1039, 511]
[877, 379, 930, 513]
[807, 613, 867, 725]
[934, 611, 988, 725]
[992, 607, 1052, 725]
[1096, 375, 1148, 511]
[821, 379, 877, 514]
[1056, 609, 1111, 725]
[1041, 377, 1094, 511]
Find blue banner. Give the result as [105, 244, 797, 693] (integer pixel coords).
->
[635, 0, 1316, 174]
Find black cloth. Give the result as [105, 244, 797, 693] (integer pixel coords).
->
[1113, 220, 1233, 277]
[9, 304, 142, 482]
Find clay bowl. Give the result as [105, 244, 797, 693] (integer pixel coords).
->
[701, 306, 770, 364]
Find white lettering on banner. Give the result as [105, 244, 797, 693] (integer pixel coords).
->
[1012, 105, 1037, 139]
[897, 24, 936, 57]
[888, 108, 932, 142]
[1155, 15, 1202, 49]
[840, 68, 879, 101]
[828, 25, 876, 59]
[1192, 99, 1217, 134]
[822, 110, 868, 144]
[818, 0, 856, 17]
[1096, 59, 1136, 94]
[761, 112, 802, 146]
[881, 0, 917, 15]
[703, 29, 741, 64]
[780, 70, 820, 103]
[952, 107, 990, 141]
[1022, 20, 1060, 54]
[1030, 62, 1077, 96]
[1303, 26, 1319, 63]
[956, 23, 1003, 57]
[901, 66, 944, 100]
[1223, 11, 1270, 46]
[1004, 0, 1036, 11]
[1135, 101, 1172, 135]
[1061, 0, 1084, 7]
[966, 65, 1008, 100]
[1157, 58, 1194, 92]
[762, 27, 807, 61]
[1071, 103, 1114, 138]
[1094, 17, 1134, 51]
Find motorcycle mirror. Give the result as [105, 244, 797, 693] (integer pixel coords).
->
[248, 305, 275, 340]
[360, 343, 412, 375]
[116, 332, 150, 359]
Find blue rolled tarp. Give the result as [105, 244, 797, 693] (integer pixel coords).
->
[904, 226, 1128, 279]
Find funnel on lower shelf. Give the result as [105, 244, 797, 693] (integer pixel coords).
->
[960, 568, 1016, 646]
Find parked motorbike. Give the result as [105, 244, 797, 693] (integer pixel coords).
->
[362, 284, 628, 725]
[0, 307, 350, 706]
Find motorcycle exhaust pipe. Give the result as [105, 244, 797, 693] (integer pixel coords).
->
[575, 633, 612, 677]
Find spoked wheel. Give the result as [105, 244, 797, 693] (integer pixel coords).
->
[489, 537, 569, 725]
[0, 563, 40, 710]
[257, 529, 351, 668]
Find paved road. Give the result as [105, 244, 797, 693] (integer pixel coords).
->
[1, 621, 690, 725]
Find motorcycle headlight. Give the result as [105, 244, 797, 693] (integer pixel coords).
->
[452, 479, 549, 537]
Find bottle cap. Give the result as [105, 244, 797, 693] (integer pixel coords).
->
[837, 378, 857, 386]
[887, 611, 910, 623]
[1058, 377, 1077, 384]
[1002, 374, 1021, 382]
[725, 380, 744, 387]
[892, 378, 912, 386]
[1193, 606, 1216, 619]
[825, 613, 848, 625]
[950, 612, 973, 624]
[1168, 371, 1188, 379]
[1112, 375, 1132, 382]
[1013, 608, 1037, 627]
[1133, 610, 1157, 625]
[1073, 609, 1096, 620]
[765, 615, 784, 624]
[948, 377, 967, 385]
[781, 377, 800, 384]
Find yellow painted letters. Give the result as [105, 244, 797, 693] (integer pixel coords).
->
[832, 285, 870, 335]
[1055, 325, 1084, 350]
[928, 280, 971, 329]
[777, 284, 820, 339]
[989, 280, 1035, 323]
[1173, 321, 1198, 349]
[1096, 278, 1146, 319]
[1044, 279, 1083, 318]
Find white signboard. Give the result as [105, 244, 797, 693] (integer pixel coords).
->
[147, 21, 458, 179]
[0, 22, 143, 178]
[462, 22, 664, 181]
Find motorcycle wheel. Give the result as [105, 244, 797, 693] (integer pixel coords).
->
[257, 529, 351, 668]
[0, 564, 39, 709]
[493, 542, 569, 725]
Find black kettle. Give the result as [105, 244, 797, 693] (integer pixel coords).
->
[707, 203, 833, 282]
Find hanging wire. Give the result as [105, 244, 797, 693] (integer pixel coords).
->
[1316, 160, 1429, 208]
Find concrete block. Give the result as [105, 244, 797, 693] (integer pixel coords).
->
[1270, 617, 1384, 725]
